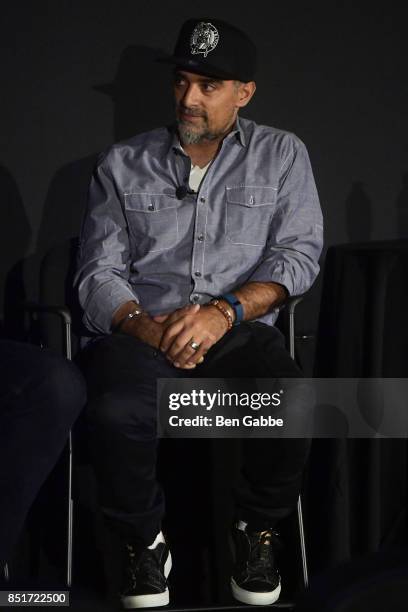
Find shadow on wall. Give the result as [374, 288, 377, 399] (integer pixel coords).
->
[396, 171, 408, 238]
[38, 44, 175, 259]
[36, 154, 98, 262]
[0, 166, 31, 339]
[345, 180, 372, 243]
[37, 45, 175, 261]
[94, 45, 175, 142]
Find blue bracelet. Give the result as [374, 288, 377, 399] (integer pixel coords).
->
[220, 292, 244, 326]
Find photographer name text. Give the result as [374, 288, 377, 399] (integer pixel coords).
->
[168, 415, 284, 428]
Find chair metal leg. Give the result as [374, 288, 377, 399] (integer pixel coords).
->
[3, 563, 10, 582]
[288, 297, 310, 589]
[64, 316, 73, 588]
[67, 430, 73, 588]
[297, 495, 309, 589]
[24, 304, 75, 587]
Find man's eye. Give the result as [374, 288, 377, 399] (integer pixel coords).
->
[203, 83, 216, 91]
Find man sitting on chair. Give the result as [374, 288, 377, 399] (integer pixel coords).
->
[75, 17, 323, 609]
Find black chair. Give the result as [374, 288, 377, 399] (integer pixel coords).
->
[25, 238, 309, 606]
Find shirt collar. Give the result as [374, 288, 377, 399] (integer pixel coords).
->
[169, 128, 185, 156]
[228, 115, 246, 147]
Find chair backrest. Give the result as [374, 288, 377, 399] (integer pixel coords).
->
[39, 238, 84, 355]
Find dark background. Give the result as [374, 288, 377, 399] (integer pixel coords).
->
[1, 1, 408, 606]
[1, 1, 407, 350]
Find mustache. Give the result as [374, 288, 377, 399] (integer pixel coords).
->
[177, 105, 207, 119]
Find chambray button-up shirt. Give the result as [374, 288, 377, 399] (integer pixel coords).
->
[75, 116, 323, 335]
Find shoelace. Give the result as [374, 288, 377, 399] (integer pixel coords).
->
[247, 530, 277, 579]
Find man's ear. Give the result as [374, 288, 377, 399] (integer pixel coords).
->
[236, 81, 256, 109]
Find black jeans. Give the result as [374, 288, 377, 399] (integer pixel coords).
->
[0, 341, 86, 565]
[80, 322, 311, 546]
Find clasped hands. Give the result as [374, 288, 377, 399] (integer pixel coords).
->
[150, 303, 229, 370]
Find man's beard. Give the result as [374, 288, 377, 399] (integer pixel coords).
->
[176, 108, 232, 145]
[177, 124, 214, 145]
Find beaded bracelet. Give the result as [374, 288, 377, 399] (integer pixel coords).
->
[209, 298, 233, 330]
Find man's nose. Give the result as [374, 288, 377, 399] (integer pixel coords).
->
[181, 83, 201, 108]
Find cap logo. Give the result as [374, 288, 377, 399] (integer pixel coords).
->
[190, 22, 219, 58]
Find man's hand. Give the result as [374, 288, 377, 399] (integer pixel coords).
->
[152, 303, 200, 325]
[121, 313, 164, 349]
[113, 302, 205, 369]
[112, 301, 230, 369]
[159, 304, 230, 368]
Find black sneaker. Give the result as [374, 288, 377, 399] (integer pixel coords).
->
[120, 535, 172, 609]
[230, 522, 281, 606]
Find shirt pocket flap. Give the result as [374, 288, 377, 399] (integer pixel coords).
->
[226, 186, 277, 207]
[124, 192, 177, 212]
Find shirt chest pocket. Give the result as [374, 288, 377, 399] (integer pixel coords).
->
[124, 193, 178, 253]
[225, 186, 277, 247]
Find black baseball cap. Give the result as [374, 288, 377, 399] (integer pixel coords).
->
[157, 18, 257, 82]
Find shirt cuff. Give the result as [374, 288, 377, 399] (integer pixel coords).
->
[82, 280, 140, 334]
[247, 260, 296, 296]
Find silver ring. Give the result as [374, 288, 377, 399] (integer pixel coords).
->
[189, 340, 201, 351]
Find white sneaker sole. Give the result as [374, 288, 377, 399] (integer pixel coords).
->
[121, 550, 172, 609]
[231, 576, 281, 606]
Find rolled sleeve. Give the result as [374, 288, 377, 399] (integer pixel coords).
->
[246, 136, 323, 296]
[74, 154, 140, 334]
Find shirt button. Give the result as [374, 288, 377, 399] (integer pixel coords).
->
[199, 197, 206, 203]
[194, 271, 201, 277]
[191, 294, 199, 303]
[197, 234, 204, 241]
